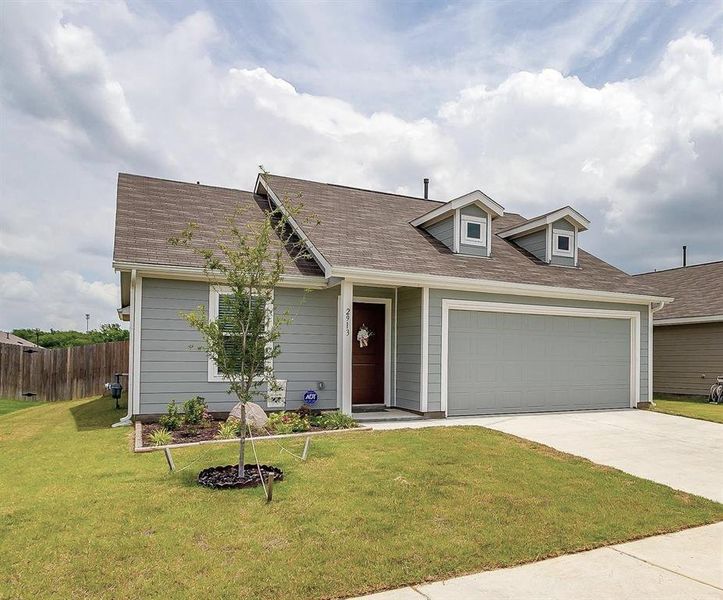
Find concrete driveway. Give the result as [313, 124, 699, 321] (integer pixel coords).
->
[372, 409, 723, 502]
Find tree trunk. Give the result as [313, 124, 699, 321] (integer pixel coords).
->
[238, 402, 246, 479]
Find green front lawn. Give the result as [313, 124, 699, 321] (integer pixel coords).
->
[0, 397, 43, 416]
[2, 397, 721, 599]
[653, 396, 723, 424]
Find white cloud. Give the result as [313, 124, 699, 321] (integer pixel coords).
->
[0, 3, 721, 331]
[0, 271, 118, 331]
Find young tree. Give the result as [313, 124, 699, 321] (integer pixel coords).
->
[170, 196, 312, 480]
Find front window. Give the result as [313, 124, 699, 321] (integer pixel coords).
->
[208, 287, 272, 381]
[552, 230, 574, 257]
[461, 216, 487, 246]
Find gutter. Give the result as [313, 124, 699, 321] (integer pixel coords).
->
[330, 266, 674, 305]
[654, 314, 723, 326]
[112, 269, 136, 428]
[112, 261, 328, 289]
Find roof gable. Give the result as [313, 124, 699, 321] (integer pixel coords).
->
[498, 206, 590, 239]
[411, 190, 505, 227]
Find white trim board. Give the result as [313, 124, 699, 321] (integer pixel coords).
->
[353, 296, 393, 407]
[131, 274, 142, 416]
[498, 206, 590, 239]
[112, 261, 328, 289]
[552, 229, 574, 258]
[654, 314, 723, 326]
[255, 175, 333, 278]
[460, 214, 487, 247]
[420, 287, 430, 413]
[439, 299, 641, 416]
[411, 190, 504, 227]
[330, 267, 672, 305]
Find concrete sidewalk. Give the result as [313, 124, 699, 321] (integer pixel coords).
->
[355, 522, 723, 599]
[371, 409, 723, 502]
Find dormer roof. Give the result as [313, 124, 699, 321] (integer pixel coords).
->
[410, 190, 505, 227]
[497, 206, 590, 239]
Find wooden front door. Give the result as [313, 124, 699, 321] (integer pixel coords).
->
[352, 302, 385, 405]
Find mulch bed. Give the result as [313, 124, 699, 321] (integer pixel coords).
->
[141, 420, 330, 448]
[198, 464, 284, 489]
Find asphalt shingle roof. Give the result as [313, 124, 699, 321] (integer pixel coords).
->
[262, 174, 663, 297]
[113, 173, 323, 277]
[634, 262, 723, 320]
[113, 172, 670, 299]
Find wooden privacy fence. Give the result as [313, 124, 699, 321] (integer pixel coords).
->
[0, 341, 129, 401]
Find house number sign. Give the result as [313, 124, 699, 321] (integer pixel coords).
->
[345, 307, 351, 336]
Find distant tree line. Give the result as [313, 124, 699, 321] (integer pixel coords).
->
[12, 324, 129, 348]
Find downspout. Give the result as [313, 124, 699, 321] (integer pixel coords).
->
[647, 300, 667, 408]
[112, 269, 136, 428]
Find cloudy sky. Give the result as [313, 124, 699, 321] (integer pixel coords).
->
[1, 0, 722, 331]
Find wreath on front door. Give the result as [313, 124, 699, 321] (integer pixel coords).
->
[356, 324, 374, 348]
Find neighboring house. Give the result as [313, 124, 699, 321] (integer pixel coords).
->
[113, 173, 671, 420]
[634, 261, 723, 396]
[0, 331, 40, 348]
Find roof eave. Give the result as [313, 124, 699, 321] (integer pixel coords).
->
[330, 266, 673, 305]
[112, 260, 329, 289]
[654, 314, 723, 326]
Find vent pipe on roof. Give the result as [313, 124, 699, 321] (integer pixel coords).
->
[423, 178, 429, 199]
[683, 245, 687, 267]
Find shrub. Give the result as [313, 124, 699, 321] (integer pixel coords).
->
[297, 404, 312, 418]
[149, 428, 173, 446]
[267, 411, 310, 435]
[159, 401, 182, 431]
[216, 419, 241, 439]
[183, 396, 211, 431]
[312, 411, 358, 430]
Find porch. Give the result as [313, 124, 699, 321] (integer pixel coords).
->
[338, 283, 429, 417]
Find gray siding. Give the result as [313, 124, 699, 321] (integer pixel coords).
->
[424, 217, 454, 251]
[139, 278, 338, 415]
[653, 322, 723, 396]
[550, 219, 576, 267]
[426, 288, 650, 412]
[459, 205, 488, 257]
[553, 219, 575, 231]
[395, 287, 422, 411]
[514, 229, 546, 262]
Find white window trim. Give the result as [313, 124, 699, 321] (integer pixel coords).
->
[461, 215, 487, 247]
[439, 299, 641, 416]
[207, 286, 274, 383]
[552, 229, 574, 258]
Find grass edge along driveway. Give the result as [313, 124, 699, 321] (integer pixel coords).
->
[2, 396, 722, 599]
[652, 396, 723, 424]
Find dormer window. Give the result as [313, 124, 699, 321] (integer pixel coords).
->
[461, 215, 487, 246]
[553, 230, 573, 257]
[498, 206, 589, 267]
[411, 190, 504, 258]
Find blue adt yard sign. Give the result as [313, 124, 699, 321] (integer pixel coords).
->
[303, 390, 318, 405]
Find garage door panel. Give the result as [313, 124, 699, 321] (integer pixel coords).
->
[447, 309, 631, 415]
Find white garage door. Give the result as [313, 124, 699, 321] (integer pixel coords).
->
[446, 308, 632, 416]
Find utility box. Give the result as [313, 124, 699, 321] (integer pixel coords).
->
[267, 380, 287, 409]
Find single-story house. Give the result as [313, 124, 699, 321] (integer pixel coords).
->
[0, 331, 40, 348]
[113, 172, 672, 420]
[634, 261, 723, 397]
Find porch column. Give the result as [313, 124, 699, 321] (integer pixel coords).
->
[339, 280, 353, 415]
